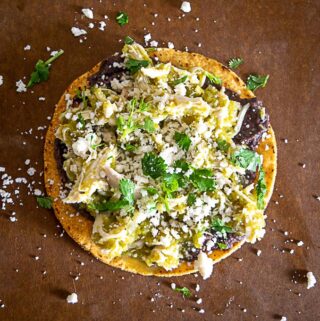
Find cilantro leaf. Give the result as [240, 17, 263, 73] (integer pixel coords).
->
[119, 178, 135, 205]
[143, 117, 156, 133]
[77, 113, 86, 129]
[247, 74, 269, 92]
[174, 132, 191, 152]
[228, 58, 243, 70]
[217, 139, 230, 153]
[116, 11, 129, 26]
[88, 199, 130, 212]
[125, 58, 149, 74]
[205, 71, 222, 86]
[190, 169, 216, 192]
[217, 242, 228, 250]
[36, 196, 53, 209]
[124, 144, 137, 152]
[173, 159, 190, 172]
[174, 287, 192, 298]
[138, 99, 151, 112]
[162, 174, 180, 198]
[124, 35, 134, 44]
[211, 218, 232, 234]
[171, 75, 187, 86]
[145, 187, 158, 195]
[187, 193, 196, 206]
[231, 148, 261, 172]
[27, 50, 64, 88]
[256, 168, 267, 209]
[142, 153, 167, 179]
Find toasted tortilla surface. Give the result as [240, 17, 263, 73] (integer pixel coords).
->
[44, 48, 277, 276]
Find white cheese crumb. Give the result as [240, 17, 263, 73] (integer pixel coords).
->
[24, 159, 30, 165]
[144, 33, 152, 44]
[170, 283, 176, 290]
[9, 216, 17, 222]
[99, 21, 106, 31]
[195, 284, 200, 292]
[284, 139, 288, 144]
[297, 241, 304, 247]
[167, 42, 175, 49]
[27, 167, 36, 176]
[71, 27, 87, 37]
[289, 249, 294, 254]
[306, 272, 317, 289]
[256, 249, 262, 256]
[88, 22, 94, 29]
[180, 1, 191, 13]
[24, 44, 31, 51]
[72, 138, 89, 158]
[81, 8, 93, 19]
[38, 97, 46, 101]
[66, 293, 78, 304]
[198, 309, 205, 314]
[194, 252, 213, 279]
[150, 40, 158, 47]
[16, 80, 27, 93]
[0, 75, 3, 86]
[196, 298, 202, 304]
[280, 317, 287, 321]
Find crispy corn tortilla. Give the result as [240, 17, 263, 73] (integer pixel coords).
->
[44, 48, 277, 276]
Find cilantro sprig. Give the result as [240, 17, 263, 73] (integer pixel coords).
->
[116, 12, 129, 26]
[36, 196, 53, 209]
[124, 36, 134, 45]
[27, 50, 64, 88]
[231, 148, 261, 172]
[125, 58, 149, 74]
[205, 71, 222, 86]
[189, 169, 216, 192]
[247, 74, 269, 91]
[142, 153, 167, 179]
[174, 131, 191, 152]
[211, 218, 232, 234]
[256, 168, 267, 209]
[228, 57, 243, 70]
[171, 75, 187, 86]
[174, 286, 192, 298]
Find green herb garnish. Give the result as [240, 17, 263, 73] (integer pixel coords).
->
[231, 148, 261, 171]
[124, 35, 134, 44]
[217, 242, 228, 250]
[77, 113, 86, 129]
[161, 174, 180, 198]
[256, 168, 267, 209]
[205, 71, 222, 86]
[187, 194, 196, 206]
[142, 152, 167, 179]
[211, 218, 232, 234]
[125, 58, 149, 74]
[119, 178, 135, 205]
[174, 287, 192, 298]
[145, 187, 158, 195]
[217, 139, 230, 153]
[247, 74, 269, 91]
[190, 169, 216, 192]
[228, 58, 243, 70]
[174, 132, 191, 152]
[124, 144, 137, 152]
[116, 12, 129, 26]
[171, 75, 188, 86]
[143, 117, 156, 133]
[27, 50, 64, 88]
[36, 196, 53, 209]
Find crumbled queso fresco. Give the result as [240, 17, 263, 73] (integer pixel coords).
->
[55, 43, 268, 276]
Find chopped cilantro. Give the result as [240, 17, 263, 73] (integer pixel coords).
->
[247, 74, 269, 92]
[174, 131, 191, 152]
[125, 58, 149, 74]
[76, 88, 88, 108]
[190, 169, 216, 192]
[228, 57, 243, 70]
[89, 199, 130, 212]
[91, 142, 106, 150]
[231, 148, 261, 172]
[142, 153, 167, 179]
[124, 35, 134, 44]
[143, 117, 156, 133]
[217, 139, 230, 153]
[205, 71, 222, 86]
[173, 159, 190, 172]
[174, 287, 192, 298]
[27, 50, 64, 88]
[124, 144, 137, 152]
[77, 113, 86, 129]
[187, 193, 196, 206]
[171, 75, 187, 86]
[162, 174, 180, 198]
[217, 242, 228, 250]
[119, 178, 135, 205]
[211, 218, 232, 234]
[138, 99, 151, 112]
[116, 11, 129, 26]
[145, 187, 158, 195]
[256, 168, 267, 209]
[36, 196, 53, 209]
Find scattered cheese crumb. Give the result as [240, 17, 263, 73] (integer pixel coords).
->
[280, 317, 287, 321]
[297, 241, 304, 247]
[144, 33, 151, 44]
[306, 272, 317, 289]
[180, 1, 191, 13]
[66, 293, 78, 304]
[167, 42, 174, 49]
[99, 21, 106, 31]
[9, 216, 17, 222]
[198, 309, 205, 314]
[88, 23, 94, 29]
[0, 75, 3, 86]
[71, 27, 87, 37]
[170, 283, 176, 290]
[256, 249, 262, 256]
[195, 284, 200, 292]
[81, 8, 93, 19]
[194, 252, 213, 279]
[24, 44, 31, 51]
[150, 40, 158, 47]
[196, 298, 202, 304]
[16, 80, 27, 93]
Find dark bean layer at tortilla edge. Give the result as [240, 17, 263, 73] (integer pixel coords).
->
[55, 56, 269, 260]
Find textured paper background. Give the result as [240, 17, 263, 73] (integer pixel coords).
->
[0, 1, 319, 320]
